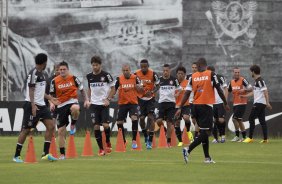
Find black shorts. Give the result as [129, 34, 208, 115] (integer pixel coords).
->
[189, 103, 196, 118]
[57, 103, 78, 128]
[213, 103, 225, 119]
[22, 102, 52, 129]
[233, 105, 246, 120]
[90, 104, 109, 125]
[158, 102, 176, 122]
[193, 104, 213, 130]
[177, 105, 190, 120]
[117, 104, 138, 121]
[138, 97, 155, 117]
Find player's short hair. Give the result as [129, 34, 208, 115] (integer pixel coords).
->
[207, 65, 215, 72]
[192, 62, 197, 65]
[197, 58, 207, 67]
[176, 66, 186, 73]
[35, 53, 47, 65]
[59, 61, 69, 69]
[91, 56, 102, 65]
[163, 64, 170, 68]
[140, 59, 149, 65]
[250, 65, 260, 75]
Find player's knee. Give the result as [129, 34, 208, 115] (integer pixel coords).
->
[21, 129, 30, 136]
[183, 115, 190, 122]
[131, 115, 138, 121]
[94, 124, 100, 130]
[102, 123, 109, 129]
[175, 120, 181, 127]
[218, 118, 225, 123]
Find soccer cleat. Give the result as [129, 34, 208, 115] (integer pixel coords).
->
[59, 154, 66, 160]
[259, 139, 269, 143]
[41, 154, 58, 161]
[182, 147, 189, 164]
[13, 156, 24, 163]
[187, 131, 194, 142]
[177, 142, 183, 147]
[231, 136, 240, 142]
[220, 137, 226, 143]
[146, 141, 152, 149]
[70, 125, 76, 135]
[98, 149, 106, 156]
[204, 157, 216, 164]
[131, 140, 138, 149]
[243, 137, 254, 143]
[106, 142, 112, 153]
[212, 139, 219, 143]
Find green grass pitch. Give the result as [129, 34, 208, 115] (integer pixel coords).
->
[0, 136, 282, 184]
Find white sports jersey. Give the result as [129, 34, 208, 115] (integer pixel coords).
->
[186, 74, 194, 103]
[158, 76, 180, 103]
[214, 74, 227, 104]
[253, 77, 267, 104]
[25, 68, 48, 106]
[86, 70, 115, 105]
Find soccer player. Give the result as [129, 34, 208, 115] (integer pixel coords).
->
[176, 58, 229, 164]
[226, 67, 252, 142]
[49, 61, 88, 159]
[134, 59, 160, 149]
[155, 64, 181, 147]
[13, 53, 59, 163]
[242, 65, 272, 143]
[186, 62, 198, 140]
[207, 66, 228, 143]
[85, 56, 116, 156]
[175, 66, 192, 147]
[114, 63, 142, 149]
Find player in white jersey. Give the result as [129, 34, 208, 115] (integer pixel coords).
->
[13, 53, 59, 163]
[242, 65, 272, 143]
[207, 66, 228, 143]
[85, 56, 116, 155]
[155, 64, 181, 147]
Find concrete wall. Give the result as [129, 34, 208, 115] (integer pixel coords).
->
[182, 0, 282, 102]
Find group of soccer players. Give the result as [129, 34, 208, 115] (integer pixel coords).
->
[12, 53, 272, 164]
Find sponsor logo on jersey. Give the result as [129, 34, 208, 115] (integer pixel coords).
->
[58, 82, 73, 89]
[193, 76, 209, 81]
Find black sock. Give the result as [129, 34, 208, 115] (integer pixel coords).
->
[219, 122, 226, 136]
[249, 120, 255, 139]
[167, 138, 171, 144]
[43, 141, 51, 156]
[175, 127, 182, 142]
[14, 143, 23, 157]
[149, 131, 154, 142]
[117, 124, 126, 143]
[235, 130, 240, 137]
[241, 131, 246, 139]
[104, 127, 111, 143]
[188, 132, 204, 154]
[185, 120, 191, 131]
[132, 120, 138, 141]
[94, 130, 103, 150]
[261, 124, 268, 140]
[202, 133, 210, 158]
[71, 119, 77, 126]
[212, 123, 218, 140]
[164, 126, 167, 133]
[60, 147, 65, 155]
[194, 131, 199, 139]
[142, 129, 148, 139]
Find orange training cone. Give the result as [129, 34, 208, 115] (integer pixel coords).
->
[66, 135, 78, 158]
[115, 128, 126, 152]
[81, 131, 94, 156]
[132, 131, 142, 151]
[182, 127, 190, 146]
[170, 126, 177, 147]
[158, 126, 167, 148]
[152, 133, 157, 149]
[49, 135, 58, 158]
[24, 136, 37, 163]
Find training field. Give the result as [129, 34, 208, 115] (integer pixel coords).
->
[0, 136, 281, 184]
